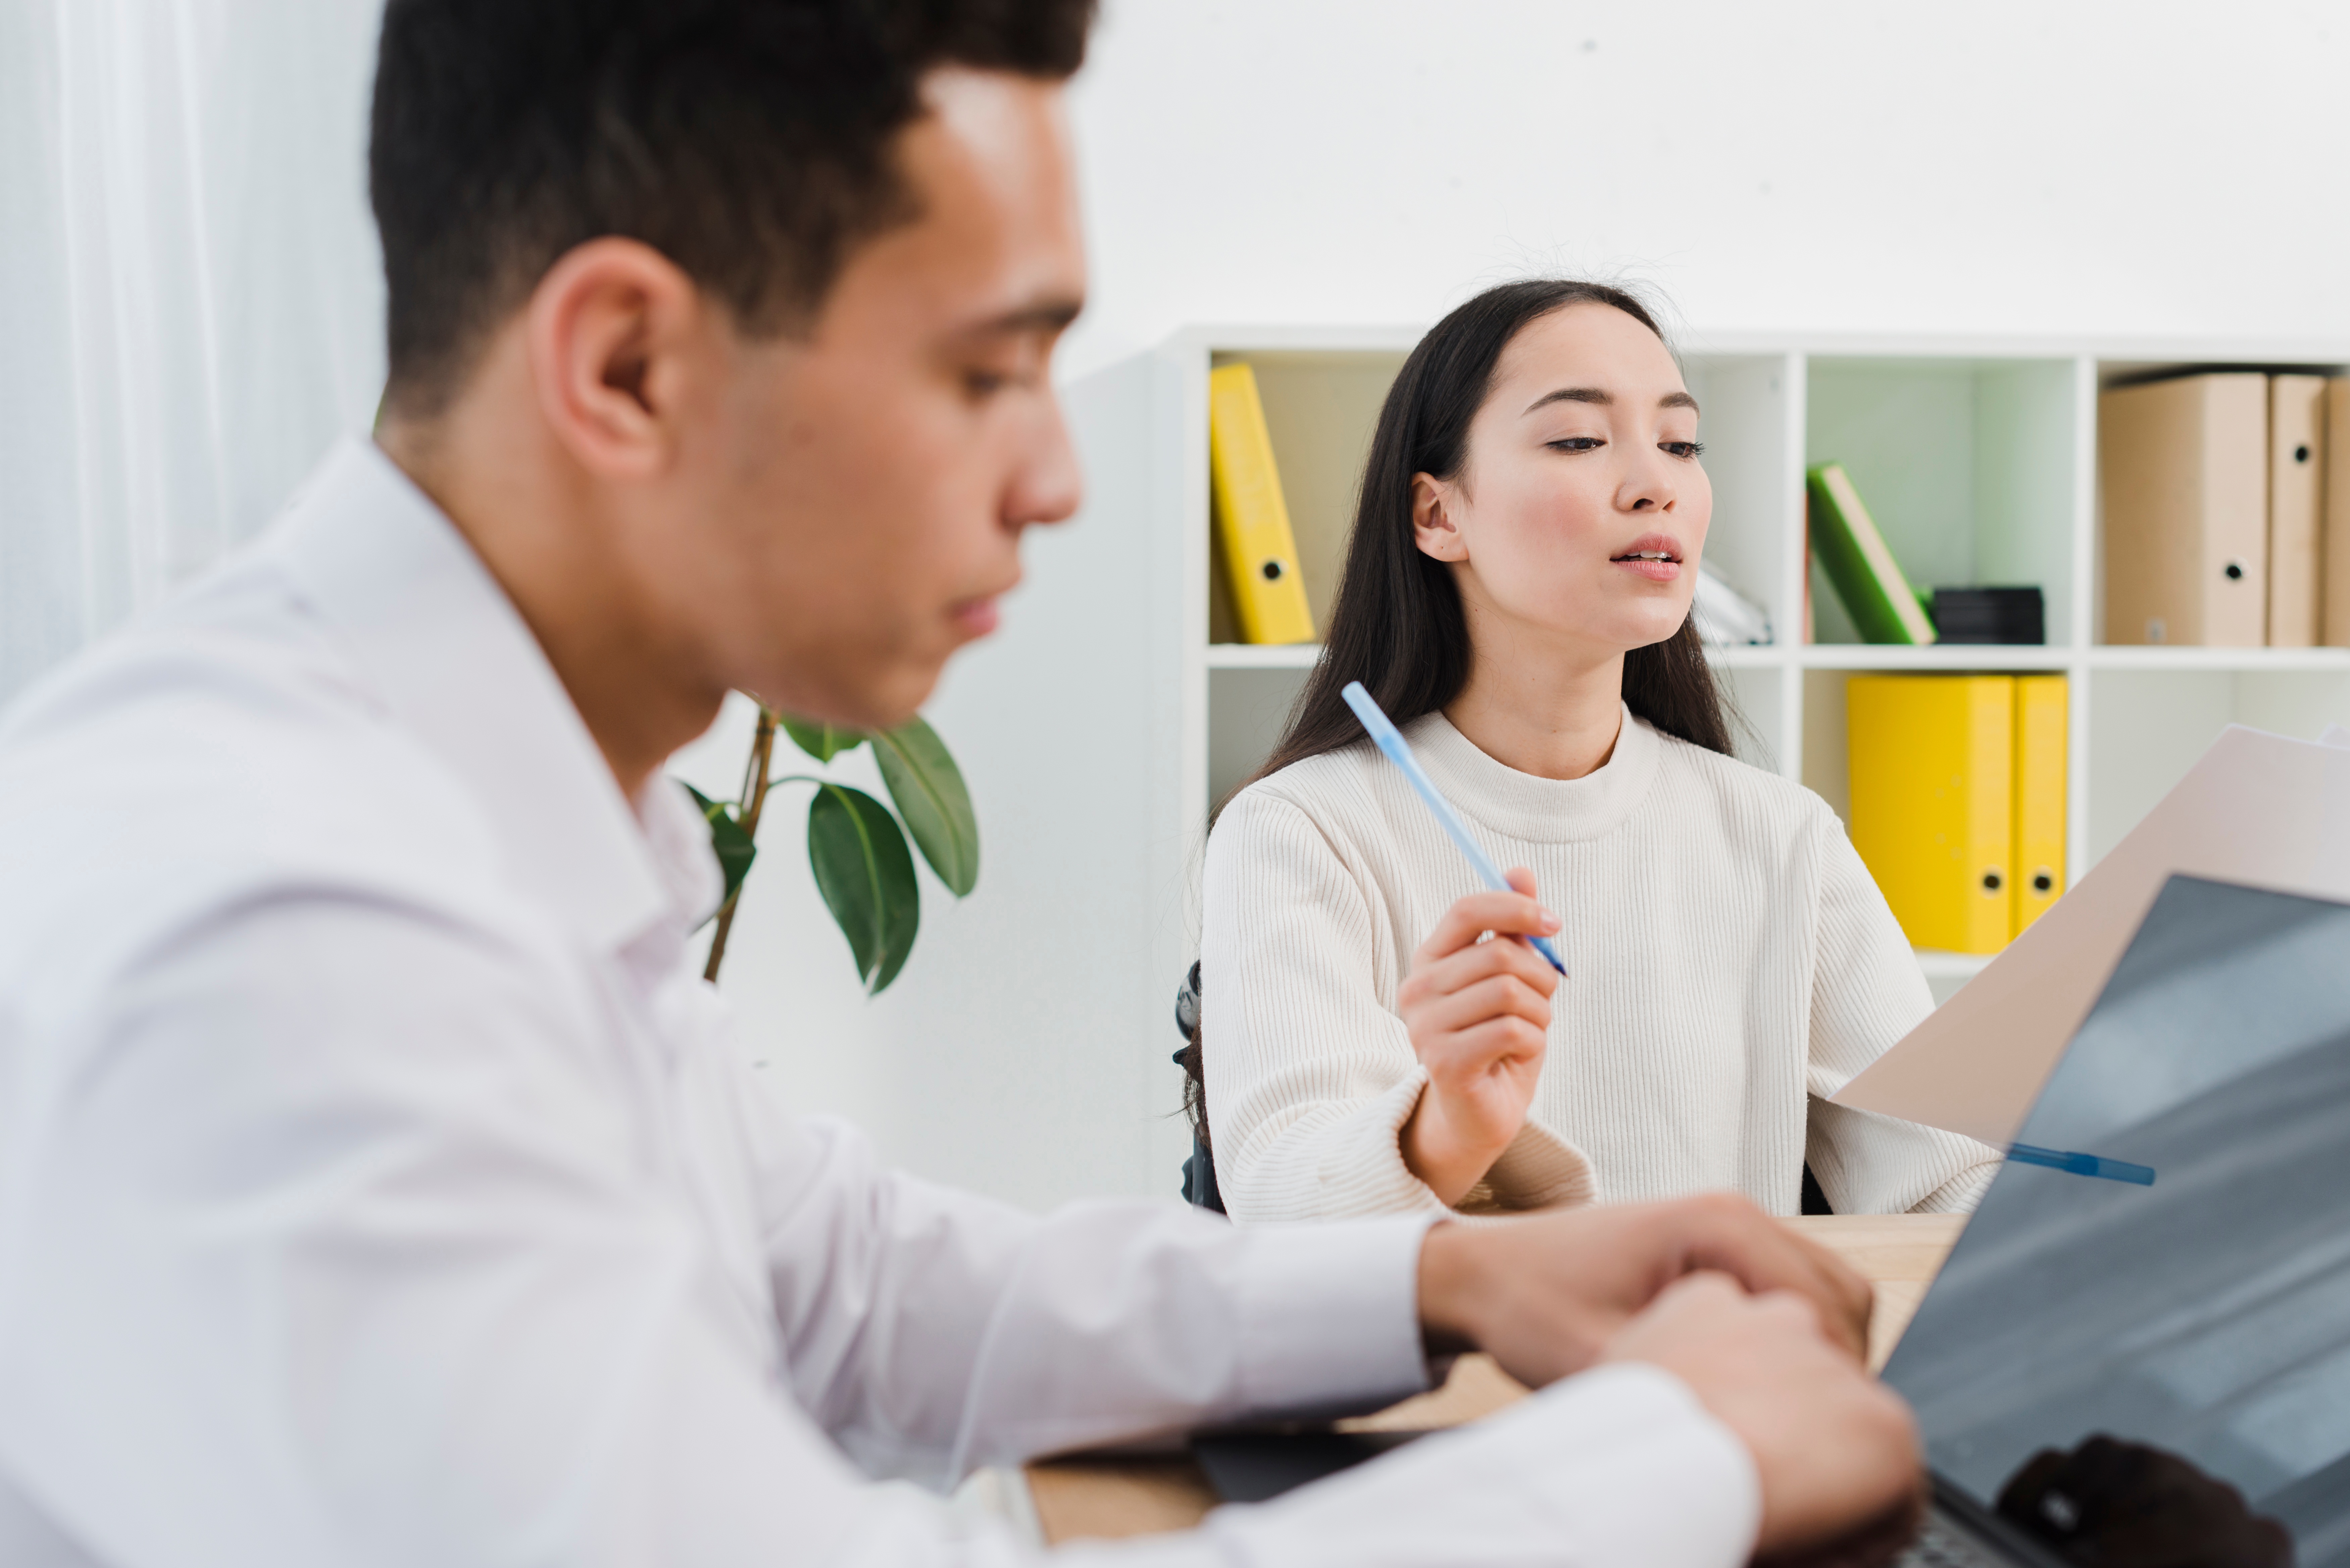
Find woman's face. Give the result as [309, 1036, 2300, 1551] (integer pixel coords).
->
[1413, 302, 1711, 663]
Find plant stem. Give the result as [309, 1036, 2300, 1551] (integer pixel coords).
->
[739, 708, 779, 840]
[702, 706, 778, 983]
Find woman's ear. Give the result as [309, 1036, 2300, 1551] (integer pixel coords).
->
[1412, 472, 1467, 562]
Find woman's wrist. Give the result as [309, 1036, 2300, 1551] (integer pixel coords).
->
[1400, 1088, 1509, 1206]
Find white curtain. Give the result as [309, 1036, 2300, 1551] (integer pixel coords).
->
[0, 0, 388, 705]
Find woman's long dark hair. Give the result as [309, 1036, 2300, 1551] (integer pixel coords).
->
[1181, 280, 1734, 1192]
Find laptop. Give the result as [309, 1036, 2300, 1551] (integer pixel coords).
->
[1884, 874, 2350, 1567]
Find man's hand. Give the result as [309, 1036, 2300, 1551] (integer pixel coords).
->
[1606, 1274, 1923, 1561]
[1397, 868, 1559, 1205]
[1415, 1192, 1874, 1387]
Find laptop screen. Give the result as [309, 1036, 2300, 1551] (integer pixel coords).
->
[1884, 875, 2350, 1567]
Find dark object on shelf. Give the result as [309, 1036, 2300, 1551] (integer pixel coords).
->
[1931, 586, 2046, 645]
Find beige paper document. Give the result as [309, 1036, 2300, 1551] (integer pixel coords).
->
[1833, 726, 2350, 1147]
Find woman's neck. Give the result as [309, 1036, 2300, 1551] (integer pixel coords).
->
[1442, 615, 1627, 782]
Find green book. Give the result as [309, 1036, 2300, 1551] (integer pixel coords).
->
[1806, 462, 1938, 645]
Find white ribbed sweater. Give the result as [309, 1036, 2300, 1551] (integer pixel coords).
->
[1199, 706, 2000, 1222]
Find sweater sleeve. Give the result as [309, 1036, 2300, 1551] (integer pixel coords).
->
[1803, 812, 2002, 1215]
[1199, 788, 1593, 1223]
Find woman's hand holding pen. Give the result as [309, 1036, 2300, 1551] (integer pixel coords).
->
[1397, 867, 1561, 1206]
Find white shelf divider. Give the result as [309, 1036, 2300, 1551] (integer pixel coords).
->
[1795, 644, 2072, 671]
[1205, 642, 1322, 670]
[1912, 949, 1996, 981]
[1703, 645, 1787, 670]
[2084, 646, 2350, 673]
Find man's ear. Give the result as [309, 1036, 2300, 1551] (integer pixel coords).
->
[1412, 472, 1466, 562]
[524, 237, 705, 482]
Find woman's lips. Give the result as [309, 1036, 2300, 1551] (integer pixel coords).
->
[1612, 555, 1681, 583]
[1611, 535, 1684, 584]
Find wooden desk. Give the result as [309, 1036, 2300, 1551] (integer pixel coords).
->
[1025, 1212, 1964, 1546]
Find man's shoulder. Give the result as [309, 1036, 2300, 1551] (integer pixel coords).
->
[0, 558, 514, 993]
[10, 559, 345, 755]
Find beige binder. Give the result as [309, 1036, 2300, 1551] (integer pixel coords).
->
[2268, 374, 2327, 647]
[2099, 373, 2269, 646]
[2328, 379, 2350, 646]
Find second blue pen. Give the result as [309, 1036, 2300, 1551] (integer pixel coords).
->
[1339, 680, 1569, 977]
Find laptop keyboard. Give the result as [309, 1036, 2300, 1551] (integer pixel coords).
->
[1896, 1509, 2014, 1568]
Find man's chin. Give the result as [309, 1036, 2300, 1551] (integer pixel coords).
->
[750, 659, 947, 736]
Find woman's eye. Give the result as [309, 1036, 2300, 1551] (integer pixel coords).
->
[963, 370, 1011, 398]
[1661, 441, 1706, 460]
[1545, 437, 1604, 453]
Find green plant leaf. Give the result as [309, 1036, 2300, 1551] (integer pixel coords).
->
[780, 713, 864, 764]
[871, 716, 980, 897]
[807, 783, 919, 994]
[683, 781, 757, 912]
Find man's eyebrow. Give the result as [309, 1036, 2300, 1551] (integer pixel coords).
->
[967, 297, 1085, 336]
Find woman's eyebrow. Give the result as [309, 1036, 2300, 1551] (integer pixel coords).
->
[1522, 386, 1609, 416]
[1521, 387, 1703, 416]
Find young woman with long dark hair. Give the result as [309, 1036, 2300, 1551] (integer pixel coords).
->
[1195, 279, 1997, 1221]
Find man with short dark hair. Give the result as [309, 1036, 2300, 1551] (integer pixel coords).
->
[0, 4, 1920, 1563]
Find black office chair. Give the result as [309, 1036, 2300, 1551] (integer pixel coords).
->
[1172, 961, 1225, 1213]
[1174, 959, 1830, 1217]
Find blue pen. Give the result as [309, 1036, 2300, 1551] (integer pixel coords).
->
[1340, 681, 1568, 976]
[2007, 1143, 2156, 1187]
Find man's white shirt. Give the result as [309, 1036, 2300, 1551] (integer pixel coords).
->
[0, 439, 1759, 1566]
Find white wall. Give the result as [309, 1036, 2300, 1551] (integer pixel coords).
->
[1058, 0, 2350, 380]
[0, 0, 385, 707]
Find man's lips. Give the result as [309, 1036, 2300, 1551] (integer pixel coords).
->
[951, 577, 1021, 639]
[950, 597, 1001, 638]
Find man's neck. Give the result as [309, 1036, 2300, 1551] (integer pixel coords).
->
[374, 415, 726, 802]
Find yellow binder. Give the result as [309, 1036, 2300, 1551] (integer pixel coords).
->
[1207, 363, 1316, 645]
[2011, 675, 2067, 934]
[1846, 675, 2014, 954]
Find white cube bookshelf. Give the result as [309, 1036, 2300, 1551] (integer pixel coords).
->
[1128, 326, 2350, 991]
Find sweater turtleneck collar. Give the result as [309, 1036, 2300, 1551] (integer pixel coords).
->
[1404, 702, 1661, 845]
